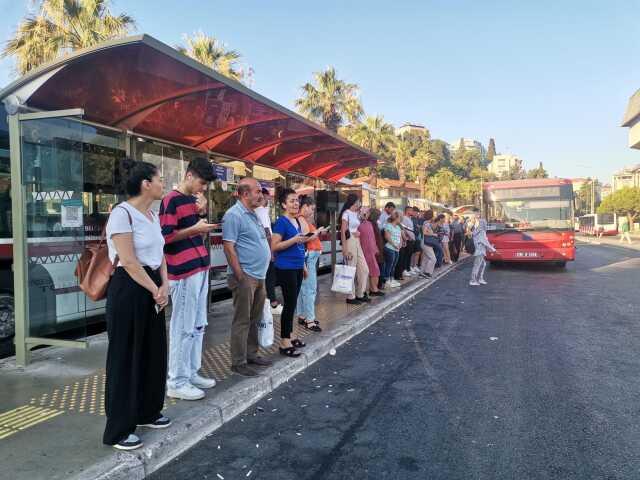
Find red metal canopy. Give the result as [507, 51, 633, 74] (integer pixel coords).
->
[0, 35, 376, 182]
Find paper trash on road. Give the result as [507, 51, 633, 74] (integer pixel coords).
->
[489, 337, 499, 341]
[329, 348, 337, 355]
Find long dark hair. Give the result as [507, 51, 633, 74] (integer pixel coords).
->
[338, 193, 359, 221]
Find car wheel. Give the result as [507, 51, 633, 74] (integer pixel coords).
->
[556, 261, 567, 268]
[0, 293, 15, 340]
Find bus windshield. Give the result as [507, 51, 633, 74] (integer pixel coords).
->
[485, 185, 574, 231]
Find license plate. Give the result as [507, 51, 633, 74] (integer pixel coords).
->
[515, 252, 538, 257]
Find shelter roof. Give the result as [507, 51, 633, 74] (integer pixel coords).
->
[0, 35, 376, 181]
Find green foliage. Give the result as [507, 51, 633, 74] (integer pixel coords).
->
[2, 0, 135, 75]
[176, 32, 250, 83]
[575, 180, 599, 216]
[526, 162, 549, 179]
[597, 187, 640, 223]
[295, 67, 363, 132]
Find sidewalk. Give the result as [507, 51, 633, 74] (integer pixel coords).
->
[0, 258, 467, 480]
[576, 234, 640, 252]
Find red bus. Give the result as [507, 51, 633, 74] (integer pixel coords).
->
[482, 178, 576, 267]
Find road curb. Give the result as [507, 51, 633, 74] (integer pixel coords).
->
[73, 257, 469, 480]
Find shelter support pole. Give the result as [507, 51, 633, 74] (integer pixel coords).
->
[330, 210, 337, 273]
[9, 114, 29, 366]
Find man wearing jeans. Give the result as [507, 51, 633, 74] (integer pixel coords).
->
[222, 178, 273, 377]
[160, 158, 218, 401]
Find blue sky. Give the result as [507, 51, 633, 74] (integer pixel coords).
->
[1, 0, 639, 182]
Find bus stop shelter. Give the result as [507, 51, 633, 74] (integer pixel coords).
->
[0, 34, 376, 365]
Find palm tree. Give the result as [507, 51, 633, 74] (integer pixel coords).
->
[344, 115, 395, 155]
[2, 0, 135, 75]
[394, 136, 411, 183]
[295, 67, 363, 132]
[176, 32, 249, 83]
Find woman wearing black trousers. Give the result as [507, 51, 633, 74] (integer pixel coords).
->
[103, 160, 170, 451]
[271, 188, 315, 357]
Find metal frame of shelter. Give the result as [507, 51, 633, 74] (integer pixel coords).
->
[0, 34, 377, 365]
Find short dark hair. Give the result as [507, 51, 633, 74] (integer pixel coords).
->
[404, 206, 412, 213]
[261, 187, 270, 195]
[412, 206, 420, 212]
[435, 213, 445, 222]
[299, 195, 315, 208]
[385, 202, 396, 209]
[122, 159, 158, 196]
[186, 157, 216, 182]
[278, 187, 297, 207]
[424, 209, 434, 221]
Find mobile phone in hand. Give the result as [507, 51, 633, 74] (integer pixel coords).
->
[155, 304, 164, 314]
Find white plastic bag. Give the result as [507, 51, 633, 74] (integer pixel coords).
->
[258, 299, 274, 348]
[331, 263, 356, 294]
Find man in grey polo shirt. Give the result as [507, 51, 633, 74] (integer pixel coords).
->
[222, 177, 272, 377]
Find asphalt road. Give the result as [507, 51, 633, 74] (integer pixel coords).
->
[151, 243, 640, 480]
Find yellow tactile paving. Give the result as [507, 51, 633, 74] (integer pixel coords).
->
[5, 307, 347, 440]
[0, 406, 63, 440]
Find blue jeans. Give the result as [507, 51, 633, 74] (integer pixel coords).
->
[295, 250, 320, 321]
[167, 270, 209, 389]
[381, 247, 399, 282]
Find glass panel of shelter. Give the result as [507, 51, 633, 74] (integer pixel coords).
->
[19, 117, 128, 342]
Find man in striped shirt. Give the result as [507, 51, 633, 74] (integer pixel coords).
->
[160, 158, 217, 401]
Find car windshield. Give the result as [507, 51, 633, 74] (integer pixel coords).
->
[485, 186, 573, 230]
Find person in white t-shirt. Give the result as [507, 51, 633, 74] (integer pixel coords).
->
[339, 194, 369, 304]
[254, 188, 283, 315]
[102, 160, 170, 452]
[378, 201, 396, 229]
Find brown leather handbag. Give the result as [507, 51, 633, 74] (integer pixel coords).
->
[75, 206, 132, 301]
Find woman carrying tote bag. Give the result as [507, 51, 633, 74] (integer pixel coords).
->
[102, 160, 170, 451]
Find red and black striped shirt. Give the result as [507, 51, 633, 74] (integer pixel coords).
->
[159, 190, 210, 280]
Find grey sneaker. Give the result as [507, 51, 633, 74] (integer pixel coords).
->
[113, 434, 143, 451]
[231, 364, 260, 377]
[138, 416, 172, 429]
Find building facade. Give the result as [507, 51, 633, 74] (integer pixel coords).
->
[396, 123, 428, 137]
[622, 89, 640, 149]
[449, 138, 487, 163]
[351, 176, 421, 209]
[612, 165, 640, 191]
[488, 154, 523, 178]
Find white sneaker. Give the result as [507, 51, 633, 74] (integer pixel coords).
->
[469, 281, 480, 286]
[191, 373, 217, 389]
[390, 280, 401, 288]
[270, 304, 283, 315]
[167, 383, 205, 401]
[478, 279, 487, 285]
[403, 270, 414, 277]
[411, 266, 420, 274]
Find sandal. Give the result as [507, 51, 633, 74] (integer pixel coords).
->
[279, 347, 301, 357]
[302, 321, 322, 332]
[291, 339, 306, 348]
[297, 317, 307, 326]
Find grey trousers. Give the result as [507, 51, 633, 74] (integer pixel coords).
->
[471, 255, 486, 282]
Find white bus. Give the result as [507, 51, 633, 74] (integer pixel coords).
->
[577, 213, 618, 236]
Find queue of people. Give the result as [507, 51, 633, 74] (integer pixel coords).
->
[102, 160, 486, 450]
